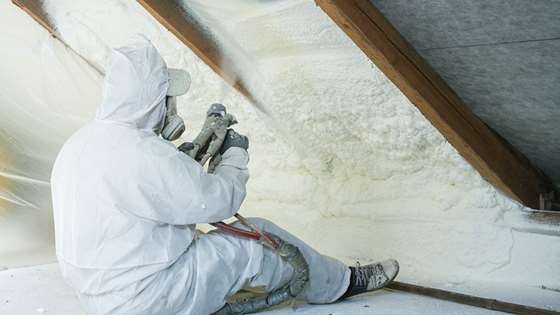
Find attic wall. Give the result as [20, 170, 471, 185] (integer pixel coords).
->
[1, 0, 559, 307]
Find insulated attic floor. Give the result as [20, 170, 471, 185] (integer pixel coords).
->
[0, 264, 505, 315]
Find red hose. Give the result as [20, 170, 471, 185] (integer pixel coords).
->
[193, 148, 278, 248]
[211, 222, 261, 241]
[211, 222, 279, 249]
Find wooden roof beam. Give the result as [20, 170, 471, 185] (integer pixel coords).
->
[12, 0, 104, 75]
[315, 0, 557, 209]
[12, 0, 55, 35]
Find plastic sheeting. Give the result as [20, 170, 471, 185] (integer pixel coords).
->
[0, 2, 101, 268]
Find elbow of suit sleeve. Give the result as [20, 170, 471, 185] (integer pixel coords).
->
[145, 171, 246, 225]
[162, 147, 249, 225]
[197, 170, 248, 223]
[197, 147, 249, 223]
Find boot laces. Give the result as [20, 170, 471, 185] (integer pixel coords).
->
[355, 263, 387, 288]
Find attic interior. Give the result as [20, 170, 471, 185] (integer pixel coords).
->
[1, 0, 559, 314]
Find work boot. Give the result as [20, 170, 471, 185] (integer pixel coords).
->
[338, 259, 399, 300]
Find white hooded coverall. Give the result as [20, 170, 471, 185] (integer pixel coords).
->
[51, 39, 350, 315]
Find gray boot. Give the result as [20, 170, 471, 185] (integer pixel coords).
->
[338, 259, 399, 300]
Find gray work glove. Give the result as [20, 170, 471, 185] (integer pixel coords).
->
[178, 142, 195, 154]
[219, 129, 249, 155]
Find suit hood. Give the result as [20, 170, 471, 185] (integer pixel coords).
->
[96, 37, 169, 132]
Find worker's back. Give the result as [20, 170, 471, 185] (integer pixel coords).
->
[51, 120, 195, 294]
[49, 37, 197, 297]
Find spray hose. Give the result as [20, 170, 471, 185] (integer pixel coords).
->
[180, 104, 310, 314]
[212, 232, 309, 315]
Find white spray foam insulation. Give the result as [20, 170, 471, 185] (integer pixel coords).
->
[0, 0, 558, 308]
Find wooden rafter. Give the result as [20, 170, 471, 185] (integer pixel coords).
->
[12, 0, 55, 35]
[315, 0, 556, 209]
[12, 0, 104, 75]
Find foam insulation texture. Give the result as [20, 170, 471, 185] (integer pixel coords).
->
[0, 0, 558, 306]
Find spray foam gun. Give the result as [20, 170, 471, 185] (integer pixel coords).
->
[179, 103, 310, 314]
[178, 103, 278, 249]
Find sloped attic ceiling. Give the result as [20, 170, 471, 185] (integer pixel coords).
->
[11, 0, 559, 209]
[370, 0, 560, 187]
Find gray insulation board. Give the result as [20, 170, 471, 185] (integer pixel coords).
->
[369, 0, 560, 186]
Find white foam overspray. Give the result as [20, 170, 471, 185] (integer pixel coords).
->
[179, 0, 337, 171]
[177, 1, 234, 103]
[0, 0, 557, 304]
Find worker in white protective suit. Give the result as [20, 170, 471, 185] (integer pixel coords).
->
[51, 37, 399, 315]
